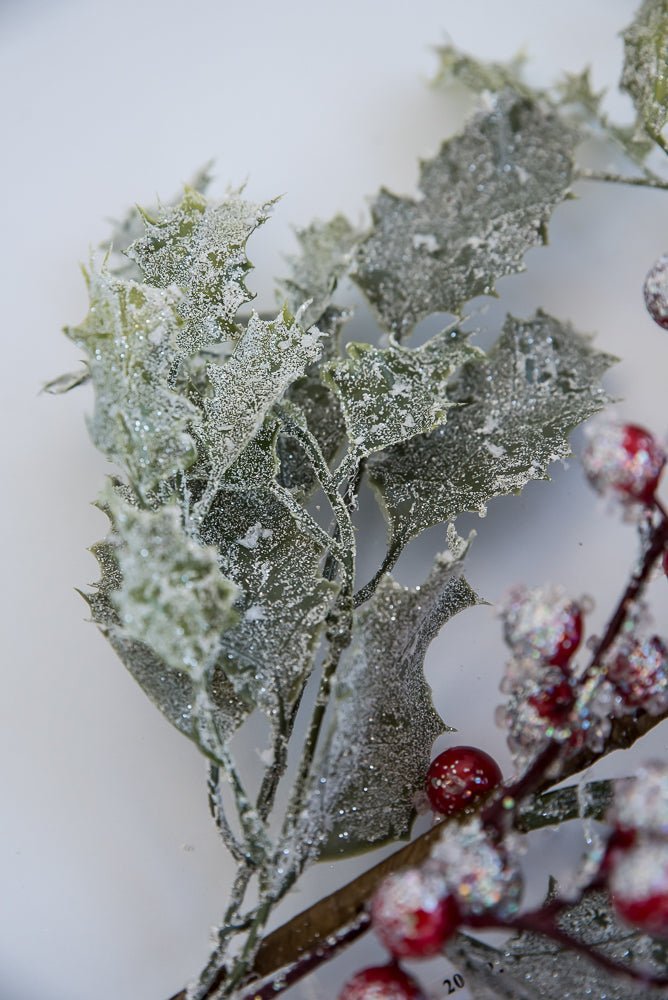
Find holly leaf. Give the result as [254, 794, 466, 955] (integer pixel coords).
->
[127, 187, 273, 352]
[323, 328, 480, 457]
[454, 888, 668, 1000]
[278, 215, 360, 329]
[201, 491, 338, 718]
[84, 494, 248, 759]
[354, 92, 575, 336]
[107, 492, 238, 679]
[277, 308, 348, 494]
[622, 0, 668, 155]
[105, 163, 213, 279]
[308, 531, 478, 859]
[368, 311, 615, 551]
[200, 308, 323, 484]
[433, 44, 530, 98]
[65, 268, 198, 499]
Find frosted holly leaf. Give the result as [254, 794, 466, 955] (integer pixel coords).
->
[309, 532, 478, 859]
[219, 416, 281, 491]
[323, 328, 480, 457]
[127, 187, 273, 352]
[622, 0, 668, 154]
[65, 267, 198, 499]
[200, 308, 323, 489]
[106, 164, 213, 279]
[458, 887, 668, 1000]
[278, 215, 360, 329]
[85, 522, 249, 756]
[201, 491, 337, 717]
[368, 311, 615, 551]
[354, 92, 575, 336]
[278, 308, 348, 494]
[107, 491, 238, 681]
[433, 44, 530, 98]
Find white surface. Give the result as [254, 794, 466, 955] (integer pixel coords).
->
[2, 1, 668, 998]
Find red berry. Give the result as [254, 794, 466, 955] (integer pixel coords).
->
[614, 892, 668, 937]
[600, 826, 636, 875]
[528, 680, 575, 723]
[607, 636, 668, 713]
[501, 585, 583, 671]
[370, 868, 459, 959]
[610, 842, 668, 939]
[425, 746, 502, 817]
[338, 964, 426, 1000]
[583, 421, 665, 505]
[663, 549, 668, 578]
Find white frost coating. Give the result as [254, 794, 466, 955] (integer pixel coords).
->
[412, 233, 440, 252]
[237, 523, 274, 550]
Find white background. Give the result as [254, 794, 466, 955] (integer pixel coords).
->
[2, 1, 668, 998]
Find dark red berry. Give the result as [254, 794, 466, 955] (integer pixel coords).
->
[620, 425, 666, 503]
[614, 892, 668, 939]
[663, 549, 668, 579]
[528, 680, 575, 724]
[583, 421, 665, 505]
[339, 964, 426, 1000]
[425, 746, 502, 817]
[600, 826, 637, 875]
[371, 869, 460, 959]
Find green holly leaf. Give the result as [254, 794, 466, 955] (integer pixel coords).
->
[201, 492, 338, 718]
[84, 493, 248, 759]
[368, 311, 615, 553]
[65, 268, 198, 500]
[453, 888, 668, 1000]
[622, 0, 668, 154]
[277, 308, 348, 494]
[127, 187, 273, 352]
[310, 531, 478, 859]
[199, 308, 323, 488]
[323, 328, 480, 457]
[354, 92, 575, 336]
[278, 215, 360, 329]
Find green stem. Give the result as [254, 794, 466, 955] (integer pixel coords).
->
[576, 166, 668, 190]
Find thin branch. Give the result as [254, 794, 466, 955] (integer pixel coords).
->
[207, 764, 247, 864]
[576, 167, 668, 191]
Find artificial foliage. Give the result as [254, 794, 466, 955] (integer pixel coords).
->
[52, 1, 668, 996]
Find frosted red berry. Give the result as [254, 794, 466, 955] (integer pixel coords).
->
[528, 679, 575, 723]
[610, 842, 668, 939]
[607, 636, 668, 713]
[644, 253, 668, 329]
[583, 421, 665, 505]
[501, 585, 583, 670]
[338, 964, 426, 1000]
[370, 868, 459, 959]
[425, 746, 502, 817]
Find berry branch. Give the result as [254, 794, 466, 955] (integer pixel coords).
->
[166, 469, 668, 999]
